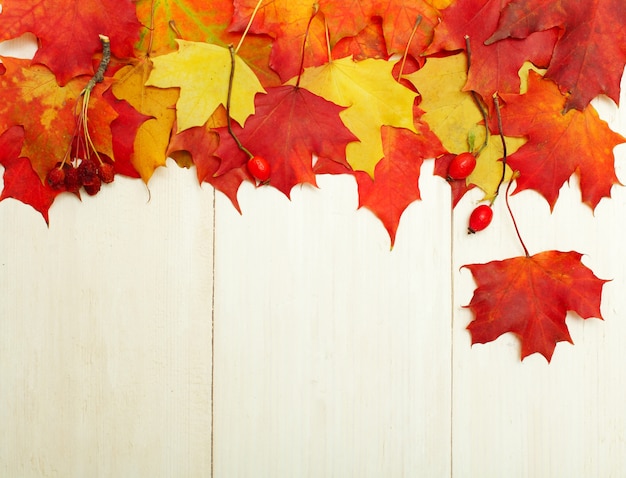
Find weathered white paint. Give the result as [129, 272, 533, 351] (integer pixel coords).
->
[2, 33, 626, 478]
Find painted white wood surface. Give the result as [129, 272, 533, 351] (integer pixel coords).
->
[2, 34, 626, 478]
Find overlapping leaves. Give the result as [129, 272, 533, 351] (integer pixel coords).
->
[0, 0, 624, 361]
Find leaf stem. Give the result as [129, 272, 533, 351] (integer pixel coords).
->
[492, 92, 507, 202]
[324, 16, 332, 63]
[295, 3, 319, 88]
[227, 44, 253, 159]
[464, 35, 489, 153]
[235, 0, 265, 54]
[505, 178, 530, 257]
[396, 15, 422, 82]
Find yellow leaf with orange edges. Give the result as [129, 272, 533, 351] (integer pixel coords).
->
[112, 58, 178, 182]
[295, 57, 417, 176]
[145, 40, 265, 132]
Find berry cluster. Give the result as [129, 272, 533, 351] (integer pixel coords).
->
[46, 158, 115, 196]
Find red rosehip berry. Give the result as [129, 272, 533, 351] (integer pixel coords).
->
[468, 204, 493, 233]
[247, 156, 271, 182]
[447, 152, 476, 180]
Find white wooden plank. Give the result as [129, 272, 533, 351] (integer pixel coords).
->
[0, 162, 214, 477]
[212, 164, 452, 477]
[451, 71, 626, 477]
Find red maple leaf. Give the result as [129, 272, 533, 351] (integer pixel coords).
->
[486, 0, 626, 111]
[214, 85, 358, 197]
[167, 120, 252, 212]
[0, 126, 60, 223]
[0, 0, 141, 86]
[499, 71, 626, 210]
[464, 251, 607, 362]
[355, 122, 445, 246]
[425, 0, 557, 101]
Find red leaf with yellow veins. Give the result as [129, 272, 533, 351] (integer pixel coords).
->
[0, 126, 60, 223]
[464, 251, 607, 362]
[214, 85, 358, 197]
[486, 0, 626, 111]
[0, 0, 140, 85]
[500, 71, 626, 210]
[356, 122, 445, 246]
[0, 58, 117, 182]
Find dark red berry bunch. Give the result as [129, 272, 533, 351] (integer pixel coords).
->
[45, 158, 115, 196]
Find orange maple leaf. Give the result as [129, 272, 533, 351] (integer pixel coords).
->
[355, 121, 445, 246]
[0, 126, 61, 223]
[0, 0, 140, 85]
[486, 0, 626, 111]
[464, 251, 607, 362]
[0, 58, 117, 182]
[135, 0, 279, 87]
[500, 71, 626, 210]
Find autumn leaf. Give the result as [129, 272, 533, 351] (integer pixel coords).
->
[111, 58, 179, 182]
[356, 121, 445, 246]
[230, 0, 329, 82]
[486, 0, 626, 111]
[464, 251, 607, 362]
[0, 0, 140, 85]
[213, 85, 358, 197]
[0, 126, 60, 223]
[406, 53, 484, 154]
[331, 18, 388, 62]
[0, 58, 117, 182]
[424, 0, 557, 101]
[499, 71, 626, 209]
[296, 57, 418, 176]
[166, 115, 252, 212]
[145, 40, 265, 132]
[134, 0, 279, 87]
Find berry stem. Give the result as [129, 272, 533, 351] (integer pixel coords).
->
[491, 92, 507, 202]
[396, 15, 422, 82]
[295, 3, 320, 88]
[505, 178, 530, 257]
[82, 35, 110, 96]
[226, 44, 254, 159]
[234, 0, 265, 54]
[464, 35, 489, 154]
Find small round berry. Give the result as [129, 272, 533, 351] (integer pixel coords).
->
[83, 175, 102, 196]
[46, 166, 65, 190]
[64, 166, 81, 193]
[468, 204, 493, 233]
[97, 162, 115, 183]
[448, 152, 476, 180]
[247, 156, 271, 182]
[78, 159, 98, 186]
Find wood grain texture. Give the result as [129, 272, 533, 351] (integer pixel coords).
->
[212, 169, 452, 477]
[0, 163, 214, 477]
[451, 72, 626, 478]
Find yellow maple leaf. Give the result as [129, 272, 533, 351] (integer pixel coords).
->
[294, 57, 418, 176]
[145, 40, 265, 132]
[405, 53, 485, 155]
[112, 58, 179, 183]
[467, 135, 524, 201]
